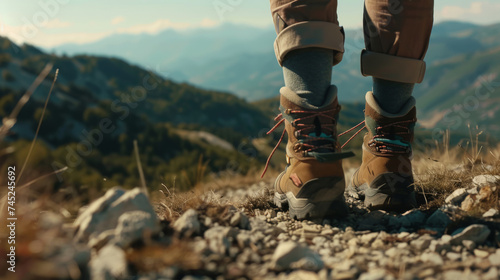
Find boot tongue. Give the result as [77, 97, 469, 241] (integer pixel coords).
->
[313, 116, 321, 137]
[365, 91, 416, 143]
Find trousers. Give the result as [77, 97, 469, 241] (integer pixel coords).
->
[270, 0, 434, 83]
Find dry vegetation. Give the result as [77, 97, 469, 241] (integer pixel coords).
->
[412, 128, 500, 214]
[152, 168, 276, 222]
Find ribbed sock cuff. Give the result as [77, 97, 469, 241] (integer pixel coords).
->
[282, 48, 333, 107]
[372, 78, 415, 114]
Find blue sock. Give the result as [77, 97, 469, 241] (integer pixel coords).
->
[372, 78, 415, 114]
[282, 48, 333, 107]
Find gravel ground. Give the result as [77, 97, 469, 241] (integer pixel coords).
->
[182, 181, 500, 280]
[10, 174, 500, 280]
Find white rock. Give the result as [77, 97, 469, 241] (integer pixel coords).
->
[421, 252, 444, 266]
[318, 248, 332, 256]
[473, 249, 489, 258]
[236, 231, 252, 248]
[410, 238, 432, 250]
[359, 268, 391, 280]
[336, 259, 356, 271]
[203, 217, 212, 227]
[483, 208, 499, 218]
[443, 270, 465, 280]
[462, 240, 476, 250]
[371, 239, 384, 250]
[204, 226, 238, 255]
[277, 222, 288, 232]
[361, 232, 379, 244]
[89, 245, 128, 280]
[445, 188, 468, 205]
[249, 216, 269, 231]
[472, 175, 500, 186]
[429, 240, 451, 253]
[74, 188, 156, 244]
[191, 239, 208, 254]
[174, 209, 200, 236]
[287, 270, 320, 280]
[385, 247, 399, 258]
[320, 228, 335, 235]
[467, 186, 480, 194]
[488, 251, 500, 266]
[271, 241, 323, 271]
[397, 232, 410, 239]
[347, 238, 359, 247]
[484, 267, 499, 280]
[230, 211, 250, 229]
[312, 236, 327, 247]
[450, 224, 491, 245]
[441, 235, 452, 243]
[112, 211, 159, 247]
[397, 243, 408, 249]
[446, 252, 461, 261]
[89, 230, 115, 249]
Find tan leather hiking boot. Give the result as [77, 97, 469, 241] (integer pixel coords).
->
[348, 92, 417, 211]
[264, 86, 354, 220]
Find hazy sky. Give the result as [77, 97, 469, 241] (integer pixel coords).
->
[1, 0, 499, 47]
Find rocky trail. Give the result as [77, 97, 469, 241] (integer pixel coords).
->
[6, 173, 500, 280]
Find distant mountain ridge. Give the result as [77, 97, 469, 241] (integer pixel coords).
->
[51, 23, 276, 84]
[49, 20, 500, 137]
[0, 36, 274, 190]
[50, 21, 498, 101]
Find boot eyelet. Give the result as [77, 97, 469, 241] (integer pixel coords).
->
[293, 143, 303, 152]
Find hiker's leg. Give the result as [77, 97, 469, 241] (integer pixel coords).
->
[267, 0, 350, 220]
[362, 0, 434, 113]
[270, 0, 343, 106]
[348, 0, 434, 211]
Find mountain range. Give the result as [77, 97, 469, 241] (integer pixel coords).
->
[0, 36, 275, 191]
[50, 21, 500, 135]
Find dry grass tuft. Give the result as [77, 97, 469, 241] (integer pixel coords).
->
[413, 128, 500, 215]
[153, 165, 277, 222]
[154, 185, 206, 221]
[239, 187, 274, 215]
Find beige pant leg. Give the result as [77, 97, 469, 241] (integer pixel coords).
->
[361, 0, 434, 83]
[270, 0, 344, 66]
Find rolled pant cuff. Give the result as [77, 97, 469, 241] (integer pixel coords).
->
[274, 21, 344, 66]
[360, 50, 426, 84]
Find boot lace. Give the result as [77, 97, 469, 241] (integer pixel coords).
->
[261, 108, 337, 177]
[339, 119, 416, 154]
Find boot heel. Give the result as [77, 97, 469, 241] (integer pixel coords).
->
[363, 173, 417, 211]
[284, 177, 348, 220]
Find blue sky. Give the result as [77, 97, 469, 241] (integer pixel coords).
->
[1, 0, 499, 47]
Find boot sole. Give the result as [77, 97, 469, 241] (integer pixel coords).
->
[347, 170, 417, 212]
[274, 174, 348, 220]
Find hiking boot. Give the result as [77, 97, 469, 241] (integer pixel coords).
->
[264, 86, 354, 220]
[347, 92, 417, 211]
